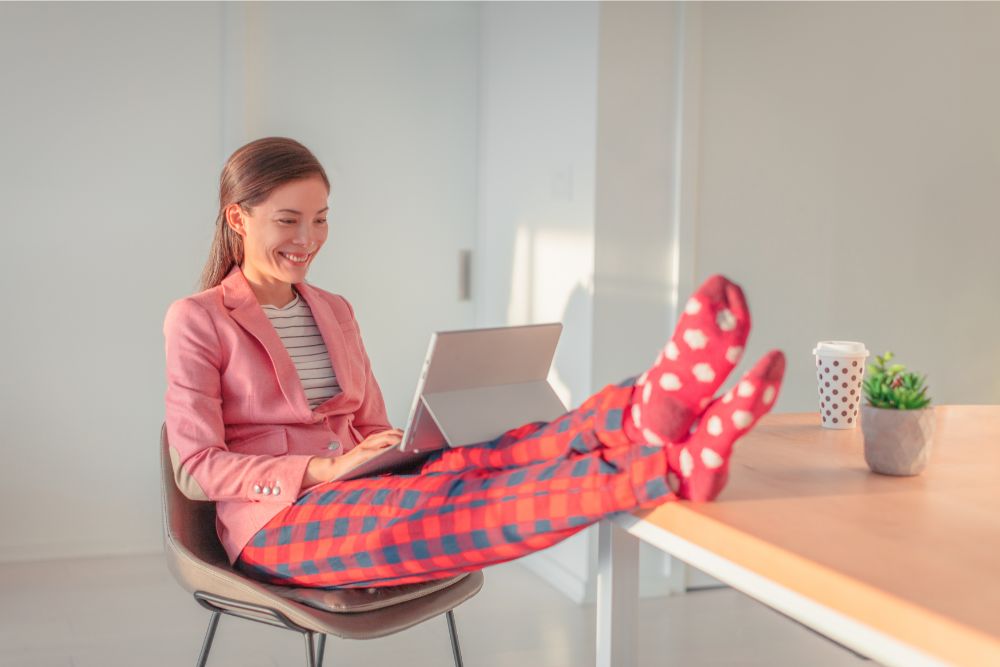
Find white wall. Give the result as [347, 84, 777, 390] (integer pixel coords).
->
[692, 2, 1000, 411]
[592, 1, 690, 601]
[230, 2, 480, 427]
[0, 2, 479, 561]
[592, 2, 682, 389]
[0, 2, 224, 562]
[476, 2, 599, 409]
[478, 0, 1000, 604]
[475, 1, 602, 603]
[476, 2, 687, 603]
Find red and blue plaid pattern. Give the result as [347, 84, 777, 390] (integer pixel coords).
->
[236, 376, 675, 588]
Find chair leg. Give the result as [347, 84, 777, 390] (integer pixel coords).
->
[446, 610, 464, 667]
[196, 611, 221, 667]
[303, 631, 317, 667]
[315, 633, 327, 666]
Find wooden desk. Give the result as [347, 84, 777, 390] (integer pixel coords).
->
[596, 406, 1000, 667]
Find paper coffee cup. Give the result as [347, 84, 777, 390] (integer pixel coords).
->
[813, 341, 869, 429]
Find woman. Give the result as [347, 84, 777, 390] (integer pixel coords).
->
[163, 137, 785, 589]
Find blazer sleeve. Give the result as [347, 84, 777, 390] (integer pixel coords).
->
[163, 298, 312, 503]
[339, 295, 394, 439]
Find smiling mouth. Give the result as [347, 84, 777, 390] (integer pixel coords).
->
[279, 251, 311, 265]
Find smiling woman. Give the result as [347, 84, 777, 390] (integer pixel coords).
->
[224, 176, 329, 307]
[199, 138, 332, 305]
[163, 136, 785, 590]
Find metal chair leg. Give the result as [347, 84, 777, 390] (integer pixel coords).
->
[304, 631, 317, 667]
[196, 611, 221, 667]
[446, 609, 464, 667]
[315, 633, 327, 666]
[190, 589, 462, 667]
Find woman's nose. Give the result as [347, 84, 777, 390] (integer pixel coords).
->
[294, 224, 323, 248]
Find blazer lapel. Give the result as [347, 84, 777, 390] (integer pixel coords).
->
[222, 265, 310, 417]
[293, 279, 357, 414]
[221, 264, 355, 418]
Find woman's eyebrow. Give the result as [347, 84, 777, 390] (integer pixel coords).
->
[274, 207, 329, 215]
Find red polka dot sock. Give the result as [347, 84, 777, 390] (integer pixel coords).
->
[623, 274, 752, 447]
[665, 350, 786, 501]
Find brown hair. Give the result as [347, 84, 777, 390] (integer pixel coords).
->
[199, 137, 330, 291]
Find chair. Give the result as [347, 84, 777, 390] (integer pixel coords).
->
[160, 423, 484, 666]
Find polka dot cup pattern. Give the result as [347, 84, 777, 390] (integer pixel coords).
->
[813, 341, 869, 430]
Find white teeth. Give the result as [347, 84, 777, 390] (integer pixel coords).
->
[281, 252, 309, 263]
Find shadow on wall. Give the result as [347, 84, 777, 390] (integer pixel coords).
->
[502, 224, 595, 411]
[552, 281, 594, 411]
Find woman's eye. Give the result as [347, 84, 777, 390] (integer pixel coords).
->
[279, 219, 296, 224]
[316, 219, 328, 224]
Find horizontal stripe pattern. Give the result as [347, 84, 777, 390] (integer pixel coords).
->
[261, 289, 342, 408]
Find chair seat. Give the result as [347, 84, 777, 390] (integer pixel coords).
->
[264, 573, 475, 614]
[166, 537, 484, 639]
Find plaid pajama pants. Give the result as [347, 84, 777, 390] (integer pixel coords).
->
[235, 376, 675, 589]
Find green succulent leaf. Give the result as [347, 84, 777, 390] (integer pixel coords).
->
[860, 351, 931, 410]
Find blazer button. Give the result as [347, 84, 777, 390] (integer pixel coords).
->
[253, 484, 262, 494]
[327, 440, 341, 450]
[273, 486, 281, 496]
[262, 486, 272, 495]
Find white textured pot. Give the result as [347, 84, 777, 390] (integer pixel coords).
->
[860, 405, 935, 476]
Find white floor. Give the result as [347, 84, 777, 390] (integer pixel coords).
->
[0, 553, 875, 666]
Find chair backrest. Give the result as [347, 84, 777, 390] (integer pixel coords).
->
[160, 423, 230, 570]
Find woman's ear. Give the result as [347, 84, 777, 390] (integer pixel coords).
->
[225, 203, 246, 238]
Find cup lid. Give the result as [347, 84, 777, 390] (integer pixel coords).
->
[812, 340, 870, 357]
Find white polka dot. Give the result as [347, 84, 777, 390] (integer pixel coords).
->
[692, 363, 716, 383]
[706, 416, 723, 436]
[642, 382, 652, 404]
[722, 390, 734, 404]
[716, 308, 736, 332]
[642, 428, 664, 445]
[659, 373, 682, 391]
[683, 329, 708, 350]
[732, 410, 753, 429]
[667, 471, 681, 492]
[679, 448, 694, 477]
[737, 380, 755, 398]
[631, 404, 642, 427]
[763, 385, 776, 405]
[665, 341, 679, 360]
[638, 370, 648, 386]
[701, 448, 724, 469]
[725, 346, 743, 364]
[685, 298, 702, 315]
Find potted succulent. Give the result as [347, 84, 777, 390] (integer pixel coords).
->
[860, 352, 934, 475]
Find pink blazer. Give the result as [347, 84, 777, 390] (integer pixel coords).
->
[162, 264, 393, 564]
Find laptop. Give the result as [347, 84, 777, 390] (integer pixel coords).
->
[331, 322, 568, 481]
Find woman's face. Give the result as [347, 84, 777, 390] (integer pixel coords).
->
[226, 175, 329, 291]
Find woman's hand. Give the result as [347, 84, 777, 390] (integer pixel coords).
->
[303, 428, 404, 486]
[357, 428, 404, 451]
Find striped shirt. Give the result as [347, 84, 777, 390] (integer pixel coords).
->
[260, 288, 343, 409]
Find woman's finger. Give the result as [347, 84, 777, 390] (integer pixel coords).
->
[361, 430, 402, 449]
